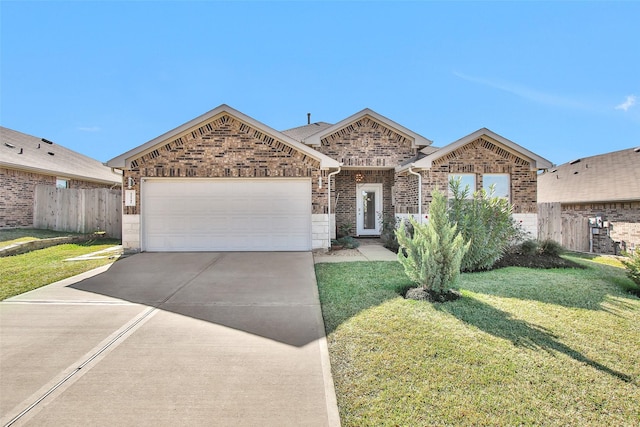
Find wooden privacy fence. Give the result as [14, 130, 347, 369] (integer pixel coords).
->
[34, 186, 122, 239]
[537, 202, 589, 252]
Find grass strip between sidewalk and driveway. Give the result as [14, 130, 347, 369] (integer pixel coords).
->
[0, 228, 85, 248]
[0, 239, 120, 300]
[315, 258, 640, 426]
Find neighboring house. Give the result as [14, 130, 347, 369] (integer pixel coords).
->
[107, 104, 552, 252]
[538, 147, 640, 254]
[0, 126, 122, 228]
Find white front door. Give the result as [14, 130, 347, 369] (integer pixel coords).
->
[356, 183, 382, 236]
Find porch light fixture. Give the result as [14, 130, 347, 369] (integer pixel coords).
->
[354, 172, 365, 183]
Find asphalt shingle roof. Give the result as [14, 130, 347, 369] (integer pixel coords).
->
[281, 122, 333, 142]
[538, 147, 640, 203]
[0, 126, 121, 184]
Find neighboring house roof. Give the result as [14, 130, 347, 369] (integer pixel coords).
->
[538, 147, 640, 204]
[399, 128, 553, 172]
[302, 108, 433, 148]
[281, 122, 333, 142]
[107, 104, 341, 170]
[0, 126, 122, 185]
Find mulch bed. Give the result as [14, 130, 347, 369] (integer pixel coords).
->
[492, 253, 586, 270]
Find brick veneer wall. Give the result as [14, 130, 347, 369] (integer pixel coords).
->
[562, 202, 640, 254]
[0, 167, 117, 228]
[123, 114, 326, 216]
[419, 137, 539, 214]
[315, 116, 420, 235]
[316, 116, 418, 167]
[333, 170, 394, 235]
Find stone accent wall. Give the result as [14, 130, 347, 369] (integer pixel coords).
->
[0, 167, 116, 228]
[420, 137, 538, 214]
[562, 202, 640, 254]
[316, 117, 418, 167]
[123, 114, 326, 216]
[312, 214, 330, 250]
[122, 214, 140, 250]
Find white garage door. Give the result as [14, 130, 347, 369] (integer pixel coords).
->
[142, 178, 312, 251]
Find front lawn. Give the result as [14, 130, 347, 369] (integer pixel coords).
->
[316, 260, 640, 426]
[0, 228, 84, 247]
[0, 239, 120, 300]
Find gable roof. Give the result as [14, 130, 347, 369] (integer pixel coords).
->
[0, 126, 122, 185]
[538, 147, 640, 203]
[107, 104, 340, 170]
[400, 128, 553, 172]
[302, 108, 433, 148]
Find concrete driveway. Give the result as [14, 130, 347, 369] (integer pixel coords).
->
[0, 252, 339, 426]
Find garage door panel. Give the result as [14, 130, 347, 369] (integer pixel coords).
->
[142, 179, 311, 252]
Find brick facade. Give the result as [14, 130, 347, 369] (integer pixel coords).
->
[562, 202, 640, 254]
[316, 116, 420, 235]
[123, 114, 327, 216]
[0, 167, 115, 228]
[420, 137, 538, 214]
[112, 107, 546, 249]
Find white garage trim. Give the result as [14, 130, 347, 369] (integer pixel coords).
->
[141, 178, 312, 252]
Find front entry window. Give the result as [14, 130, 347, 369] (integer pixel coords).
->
[362, 191, 376, 230]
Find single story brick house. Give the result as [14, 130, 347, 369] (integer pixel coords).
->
[538, 147, 640, 254]
[1, 126, 122, 228]
[107, 104, 552, 252]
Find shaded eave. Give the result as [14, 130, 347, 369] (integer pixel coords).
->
[303, 108, 433, 148]
[396, 128, 553, 173]
[107, 104, 341, 170]
[0, 161, 121, 185]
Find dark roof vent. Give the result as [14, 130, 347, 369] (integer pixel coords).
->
[5, 142, 15, 148]
[573, 171, 579, 174]
[48, 151, 55, 156]
[307, 113, 311, 125]
[569, 159, 581, 165]
[41, 138, 54, 145]
[19, 148, 23, 154]
[634, 147, 640, 153]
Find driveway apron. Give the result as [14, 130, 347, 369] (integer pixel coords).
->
[0, 252, 339, 427]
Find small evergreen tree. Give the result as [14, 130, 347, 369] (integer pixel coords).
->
[448, 177, 517, 271]
[395, 190, 469, 294]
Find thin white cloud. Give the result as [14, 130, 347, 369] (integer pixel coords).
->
[77, 126, 102, 132]
[453, 71, 590, 110]
[615, 95, 636, 111]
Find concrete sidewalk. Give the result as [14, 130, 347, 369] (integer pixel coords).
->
[1, 252, 340, 427]
[313, 243, 398, 263]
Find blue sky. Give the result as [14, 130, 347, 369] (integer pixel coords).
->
[2, 1, 638, 166]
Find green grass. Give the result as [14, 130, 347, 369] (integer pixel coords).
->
[0, 239, 120, 300]
[567, 251, 627, 269]
[0, 228, 83, 247]
[316, 261, 640, 426]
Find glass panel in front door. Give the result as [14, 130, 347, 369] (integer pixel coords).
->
[363, 191, 376, 230]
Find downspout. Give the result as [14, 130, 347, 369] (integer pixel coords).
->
[408, 165, 422, 223]
[327, 166, 342, 246]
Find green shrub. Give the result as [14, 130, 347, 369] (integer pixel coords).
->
[334, 236, 360, 249]
[448, 178, 518, 272]
[621, 250, 640, 287]
[520, 239, 539, 256]
[539, 239, 564, 256]
[379, 213, 401, 252]
[396, 190, 469, 294]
